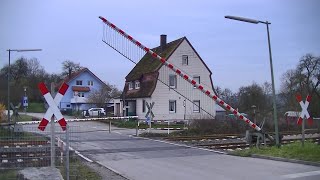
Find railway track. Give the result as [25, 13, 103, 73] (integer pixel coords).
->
[162, 131, 319, 151]
[196, 137, 320, 151]
[0, 140, 52, 168]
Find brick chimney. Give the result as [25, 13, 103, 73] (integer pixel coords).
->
[160, 34, 167, 51]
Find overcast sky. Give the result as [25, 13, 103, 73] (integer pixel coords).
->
[1, 0, 319, 92]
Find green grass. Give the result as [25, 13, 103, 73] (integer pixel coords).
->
[0, 159, 101, 180]
[0, 127, 48, 140]
[110, 120, 184, 129]
[26, 102, 46, 113]
[0, 169, 18, 179]
[232, 141, 320, 162]
[59, 158, 101, 180]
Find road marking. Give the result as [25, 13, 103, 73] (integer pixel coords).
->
[114, 131, 122, 135]
[282, 170, 320, 179]
[96, 161, 131, 180]
[74, 150, 93, 163]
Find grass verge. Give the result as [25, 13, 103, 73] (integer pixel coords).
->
[109, 120, 184, 129]
[0, 169, 18, 179]
[232, 141, 320, 162]
[26, 102, 46, 113]
[59, 157, 101, 180]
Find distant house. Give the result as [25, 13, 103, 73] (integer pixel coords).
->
[58, 68, 107, 112]
[114, 35, 216, 120]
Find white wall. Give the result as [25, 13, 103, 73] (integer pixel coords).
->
[151, 39, 216, 120]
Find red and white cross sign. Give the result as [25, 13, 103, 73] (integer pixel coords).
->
[38, 82, 69, 131]
[296, 94, 313, 125]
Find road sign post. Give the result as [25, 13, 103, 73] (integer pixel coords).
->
[296, 94, 313, 147]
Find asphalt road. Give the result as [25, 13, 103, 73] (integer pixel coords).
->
[22, 119, 320, 180]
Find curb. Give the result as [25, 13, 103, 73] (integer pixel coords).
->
[251, 154, 320, 167]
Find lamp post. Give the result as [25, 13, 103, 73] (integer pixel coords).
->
[7, 49, 42, 123]
[251, 105, 257, 124]
[225, 15, 280, 146]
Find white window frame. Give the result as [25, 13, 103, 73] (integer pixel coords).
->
[169, 100, 176, 113]
[193, 76, 200, 88]
[135, 81, 140, 89]
[76, 80, 82, 85]
[88, 80, 94, 86]
[128, 82, 133, 90]
[169, 75, 177, 88]
[182, 55, 188, 65]
[193, 100, 200, 113]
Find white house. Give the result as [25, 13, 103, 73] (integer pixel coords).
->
[114, 35, 216, 120]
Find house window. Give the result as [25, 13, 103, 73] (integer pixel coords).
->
[76, 80, 82, 85]
[169, 75, 177, 88]
[66, 104, 70, 107]
[78, 92, 85, 97]
[135, 81, 140, 89]
[193, 76, 200, 88]
[88, 80, 93, 86]
[182, 55, 188, 65]
[169, 100, 176, 113]
[128, 82, 133, 90]
[142, 99, 146, 113]
[193, 100, 200, 113]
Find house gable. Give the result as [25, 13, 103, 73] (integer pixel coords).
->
[59, 68, 107, 110]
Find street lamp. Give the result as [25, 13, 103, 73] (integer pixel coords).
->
[7, 49, 42, 123]
[251, 105, 257, 124]
[225, 15, 280, 146]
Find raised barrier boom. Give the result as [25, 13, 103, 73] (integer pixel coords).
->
[99, 16, 261, 132]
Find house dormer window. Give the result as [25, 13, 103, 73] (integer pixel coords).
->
[76, 80, 82, 85]
[135, 81, 140, 89]
[128, 82, 133, 90]
[182, 55, 188, 65]
[88, 80, 93, 86]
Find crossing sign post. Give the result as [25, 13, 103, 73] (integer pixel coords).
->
[145, 102, 155, 132]
[38, 82, 69, 131]
[38, 82, 69, 167]
[296, 94, 313, 147]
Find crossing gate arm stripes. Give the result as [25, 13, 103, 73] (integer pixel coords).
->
[38, 82, 69, 131]
[99, 16, 261, 132]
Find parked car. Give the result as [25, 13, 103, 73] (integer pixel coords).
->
[82, 108, 106, 117]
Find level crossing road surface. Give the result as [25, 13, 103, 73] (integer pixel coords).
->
[22, 120, 320, 180]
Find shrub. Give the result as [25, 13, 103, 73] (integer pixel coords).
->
[0, 103, 6, 122]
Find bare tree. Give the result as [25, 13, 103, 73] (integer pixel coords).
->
[280, 54, 320, 117]
[86, 84, 121, 107]
[61, 60, 83, 78]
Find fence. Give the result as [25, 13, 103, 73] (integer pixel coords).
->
[136, 119, 189, 135]
[0, 123, 80, 180]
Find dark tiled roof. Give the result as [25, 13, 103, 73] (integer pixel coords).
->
[121, 72, 158, 99]
[122, 36, 214, 99]
[126, 37, 184, 81]
[122, 37, 184, 99]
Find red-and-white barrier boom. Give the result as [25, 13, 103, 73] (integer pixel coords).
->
[99, 16, 262, 132]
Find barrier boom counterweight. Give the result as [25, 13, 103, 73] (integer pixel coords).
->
[98, 16, 261, 132]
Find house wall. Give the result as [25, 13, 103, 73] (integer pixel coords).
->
[150, 39, 216, 120]
[59, 70, 104, 111]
